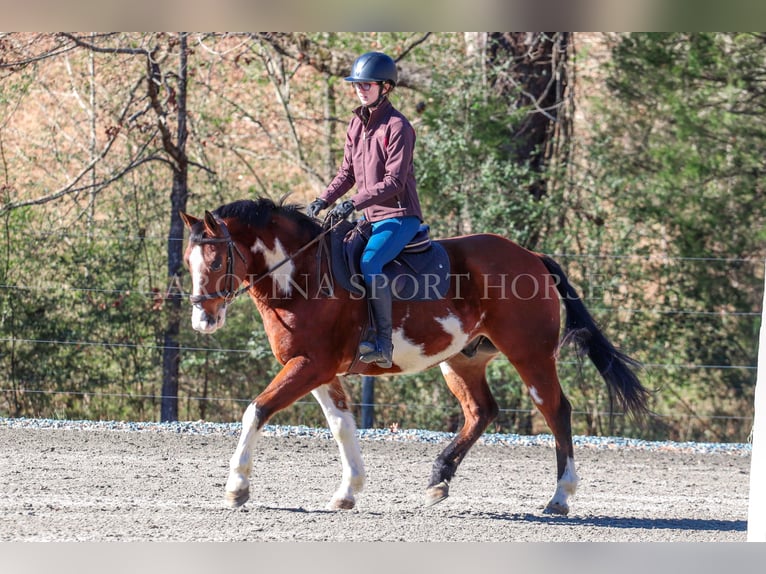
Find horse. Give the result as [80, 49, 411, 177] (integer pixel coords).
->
[180, 196, 649, 515]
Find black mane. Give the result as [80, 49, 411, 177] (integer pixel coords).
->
[191, 196, 321, 242]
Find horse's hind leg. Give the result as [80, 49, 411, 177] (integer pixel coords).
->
[513, 356, 578, 515]
[312, 378, 366, 510]
[426, 351, 498, 507]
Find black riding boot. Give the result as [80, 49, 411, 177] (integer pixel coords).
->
[359, 280, 393, 368]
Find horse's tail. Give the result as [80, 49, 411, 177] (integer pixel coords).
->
[538, 254, 650, 418]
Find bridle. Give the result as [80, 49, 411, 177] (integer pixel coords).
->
[189, 218, 248, 306]
[188, 214, 346, 307]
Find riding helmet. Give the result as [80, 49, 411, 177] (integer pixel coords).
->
[345, 52, 398, 86]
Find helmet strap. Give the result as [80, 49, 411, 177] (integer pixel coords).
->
[366, 82, 389, 110]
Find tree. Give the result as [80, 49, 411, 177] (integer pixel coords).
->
[1, 33, 206, 421]
[56, 33, 200, 421]
[580, 33, 766, 440]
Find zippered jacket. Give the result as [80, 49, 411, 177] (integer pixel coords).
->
[320, 98, 423, 223]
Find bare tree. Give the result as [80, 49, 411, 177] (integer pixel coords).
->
[61, 33, 199, 421]
[1, 32, 205, 421]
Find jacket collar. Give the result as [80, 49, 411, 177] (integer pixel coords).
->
[353, 97, 392, 126]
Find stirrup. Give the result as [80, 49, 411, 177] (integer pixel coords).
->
[359, 348, 392, 369]
[358, 339, 376, 355]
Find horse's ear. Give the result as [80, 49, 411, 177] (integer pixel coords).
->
[180, 212, 199, 229]
[203, 210, 220, 235]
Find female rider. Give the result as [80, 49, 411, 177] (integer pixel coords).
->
[307, 51, 424, 369]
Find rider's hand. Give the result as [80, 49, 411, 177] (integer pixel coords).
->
[330, 200, 355, 220]
[306, 198, 328, 218]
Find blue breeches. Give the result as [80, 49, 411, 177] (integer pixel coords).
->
[360, 216, 420, 288]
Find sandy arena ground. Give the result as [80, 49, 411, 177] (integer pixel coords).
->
[0, 425, 750, 542]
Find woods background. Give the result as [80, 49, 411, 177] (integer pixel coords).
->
[1, 32, 763, 443]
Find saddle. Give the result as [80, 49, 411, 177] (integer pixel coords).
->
[326, 219, 451, 301]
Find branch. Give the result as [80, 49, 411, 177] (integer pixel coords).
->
[0, 33, 78, 71]
[213, 87, 325, 186]
[395, 33, 432, 62]
[57, 32, 152, 57]
[145, 50, 182, 170]
[250, 33, 434, 91]
[252, 39, 309, 169]
[1, 61, 165, 215]
[0, 129, 161, 216]
[58, 32, 184, 170]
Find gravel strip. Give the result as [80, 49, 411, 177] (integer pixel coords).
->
[0, 416, 751, 456]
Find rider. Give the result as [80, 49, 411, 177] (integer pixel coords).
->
[307, 51, 424, 369]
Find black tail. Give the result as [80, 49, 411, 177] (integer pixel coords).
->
[539, 254, 650, 417]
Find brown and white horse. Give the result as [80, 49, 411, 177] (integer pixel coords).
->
[181, 197, 649, 515]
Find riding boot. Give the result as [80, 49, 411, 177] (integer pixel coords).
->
[359, 282, 394, 368]
[358, 325, 377, 356]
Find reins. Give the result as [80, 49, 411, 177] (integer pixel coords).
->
[189, 214, 346, 307]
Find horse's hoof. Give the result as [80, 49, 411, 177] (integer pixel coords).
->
[224, 489, 250, 509]
[424, 481, 449, 507]
[543, 500, 569, 515]
[327, 497, 355, 510]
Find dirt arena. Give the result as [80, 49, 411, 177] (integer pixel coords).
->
[0, 425, 750, 542]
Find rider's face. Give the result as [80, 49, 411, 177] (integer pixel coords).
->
[354, 82, 384, 106]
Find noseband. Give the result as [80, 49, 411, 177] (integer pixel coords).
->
[189, 219, 248, 306]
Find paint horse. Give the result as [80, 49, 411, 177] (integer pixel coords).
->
[181, 197, 649, 515]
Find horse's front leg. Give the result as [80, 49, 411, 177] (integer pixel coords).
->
[224, 400, 263, 508]
[311, 378, 365, 510]
[224, 356, 334, 508]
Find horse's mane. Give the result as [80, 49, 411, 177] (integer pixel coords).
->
[211, 195, 321, 237]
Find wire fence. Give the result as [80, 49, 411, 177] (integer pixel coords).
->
[0, 386, 755, 425]
[1, 232, 763, 433]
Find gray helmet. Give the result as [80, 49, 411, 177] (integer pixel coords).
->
[345, 52, 398, 86]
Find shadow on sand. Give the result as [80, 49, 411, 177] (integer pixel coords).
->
[473, 511, 746, 532]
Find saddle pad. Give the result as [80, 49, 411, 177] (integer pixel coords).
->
[329, 220, 451, 301]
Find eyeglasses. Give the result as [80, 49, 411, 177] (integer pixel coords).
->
[352, 82, 375, 92]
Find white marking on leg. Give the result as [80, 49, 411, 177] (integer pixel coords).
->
[393, 313, 471, 374]
[225, 402, 262, 499]
[529, 386, 544, 405]
[312, 384, 365, 509]
[439, 361, 456, 379]
[548, 456, 579, 512]
[251, 238, 295, 296]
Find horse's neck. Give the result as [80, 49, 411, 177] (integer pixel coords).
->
[243, 227, 323, 303]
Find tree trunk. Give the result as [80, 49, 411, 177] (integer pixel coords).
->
[486, 32, 571, 200]
[160, 34, 189, 422]
[160, 171, 187, 421]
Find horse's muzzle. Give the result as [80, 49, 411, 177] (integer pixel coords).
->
[191, 303, 227, 334]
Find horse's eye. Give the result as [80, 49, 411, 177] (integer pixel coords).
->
[210, 256, 223, 272]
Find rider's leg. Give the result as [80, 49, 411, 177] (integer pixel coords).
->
[359, 216, 420, 367]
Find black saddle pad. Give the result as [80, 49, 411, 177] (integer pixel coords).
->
[328, 220, 450, 301]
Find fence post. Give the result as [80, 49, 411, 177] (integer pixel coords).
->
[361, 376, 375, 429]
[747, 261, 766, 541]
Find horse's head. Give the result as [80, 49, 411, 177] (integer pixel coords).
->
[181, 210, 248, 334]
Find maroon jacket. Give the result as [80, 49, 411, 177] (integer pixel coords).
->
[320, 98, 423, 223]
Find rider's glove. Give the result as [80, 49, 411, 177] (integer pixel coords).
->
[306, 198, 328, 218]
[330, 200, 355, 220]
